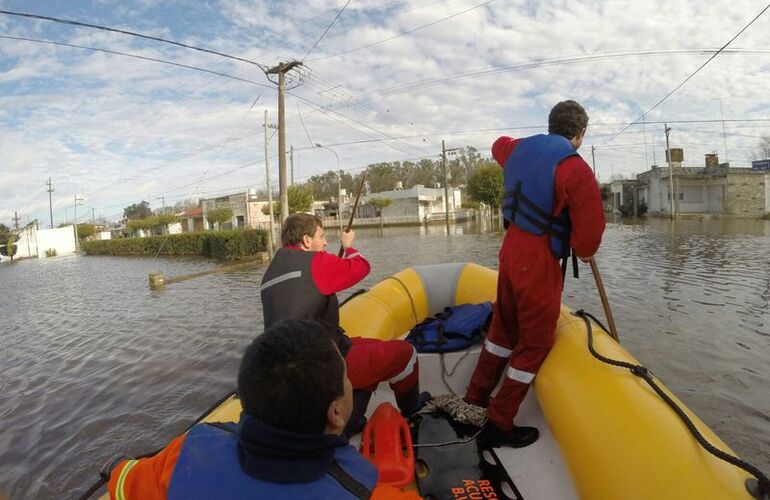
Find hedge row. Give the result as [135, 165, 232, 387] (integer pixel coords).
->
[81, 229, 268, 260]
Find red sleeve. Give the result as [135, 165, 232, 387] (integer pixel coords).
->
[491, 136, 521, 167]
[310, 247, 371, 296]
[553, 157, 605, 259]
[108, 434, 186, 500]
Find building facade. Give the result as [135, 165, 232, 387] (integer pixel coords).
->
[200, 188, 272, 230]
[363, 184, 463, 223]
[635, 154, 769, 217]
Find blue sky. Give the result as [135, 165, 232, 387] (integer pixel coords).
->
[2, 0, 770, 226]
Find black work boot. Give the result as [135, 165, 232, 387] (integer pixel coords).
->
[343, 390, 373, 438]
[479, 421, 539, 448]
[394, 387, 432, 418]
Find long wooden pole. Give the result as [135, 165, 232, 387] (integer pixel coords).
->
[338, 171, 368, 257]
[588, 257, 619, 342]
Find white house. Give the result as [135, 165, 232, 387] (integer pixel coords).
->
[363, 185, 463, 223]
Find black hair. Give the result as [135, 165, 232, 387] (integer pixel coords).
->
[237, 319, 345, 434]
[281, 213, 323, 246]
[548, 100, 589, 139]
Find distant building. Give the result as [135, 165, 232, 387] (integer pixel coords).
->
[179, 207, 205, 233]
[608, 180, 637, 214]
[200, 188, 272, 230]
[635, 153, 770, 217]
[362, 184, 466, 224]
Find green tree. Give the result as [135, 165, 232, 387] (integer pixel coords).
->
[155, 214, 179, 228]
[0, 223, 10, 246]
[466, 165, 504, 208]
[369, 197, 392, 228]
[3, 235, 16, 259]
[76, 223, 96, 240]
[127, 218, 154, 233]
[288, 184, 314, 214]
[123, 201, 153, 220]
[365, 162, 399, 193]
[207, 207, 234, 229]
[262, 184, 315, 216]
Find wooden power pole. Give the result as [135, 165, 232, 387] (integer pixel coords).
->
[264, 110, 277, 255]
[441, 140, 459, 236]
[265, 61, 302, 226]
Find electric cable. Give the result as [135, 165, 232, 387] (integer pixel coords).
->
[301, 0, 352, 61]
[0, 9, 269, 69]
[600, 3, 770, 146]
[307, 0, 499, 61]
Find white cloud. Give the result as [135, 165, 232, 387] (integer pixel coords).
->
[1, 0, 770, 223]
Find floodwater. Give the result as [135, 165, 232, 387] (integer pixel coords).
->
[0, 217, 768, 498]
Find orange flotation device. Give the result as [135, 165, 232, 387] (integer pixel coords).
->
[361, 402, 415, 489]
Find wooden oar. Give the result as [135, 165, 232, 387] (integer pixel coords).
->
[587, 257, 620, 342]
[338, 171, 368, 257]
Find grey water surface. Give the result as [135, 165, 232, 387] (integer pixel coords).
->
[0, 217, 768, 498]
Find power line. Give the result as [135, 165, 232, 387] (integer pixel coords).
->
[0, 35, 273, 89]
[342, 49, 770, 105]
[301, 0, 353, 62]
[289, 118, 770, 150]
[307, 0, 499, 61]
[0, 9, 269, 69]
[600, 3, 770, 146]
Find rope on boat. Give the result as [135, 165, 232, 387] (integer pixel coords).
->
[415, 394, 487, 428]
[574, 309, 770, 499]
[412, 394, 485, 448]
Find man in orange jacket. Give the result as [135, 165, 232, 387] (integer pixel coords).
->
[106, 320, 418, 499]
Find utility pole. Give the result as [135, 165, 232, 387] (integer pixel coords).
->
[161, 196, 166, 214]
[315, 143, 342, 232]
[441, 140, 459, 236]
[290, 145, 295, 186]
[12, 211, 20, 230]
[45, 177, 54, 228]
[642, 115, 649, 169]
[73, 194, 84, 252]
[264, 110, 277, 255]
[713, 98, 728, 164]
[265, 61, 302, 226]
[591, 145, 597, 176]
[664, 124, 675, 221]
[91, 208, 95, 225]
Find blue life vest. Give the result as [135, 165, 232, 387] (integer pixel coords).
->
[406, 302, 492, 353]
[168, 423, 377, 500]
[502, 134, 578, 259]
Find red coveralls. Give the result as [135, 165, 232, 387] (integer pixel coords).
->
[465, 136, 605, 431]
[304, 247, 419, 396]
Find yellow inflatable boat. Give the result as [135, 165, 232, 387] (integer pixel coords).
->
[94, 262, 765, 500]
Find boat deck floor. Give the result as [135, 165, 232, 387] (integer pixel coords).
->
[351, 348, 578, 500]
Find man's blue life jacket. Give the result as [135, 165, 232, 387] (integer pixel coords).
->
[406, 302, 493, 353]
[502, 134, 578, 259]
[167, 423, 377, 500]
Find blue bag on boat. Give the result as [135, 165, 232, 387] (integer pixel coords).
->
[406, 302, 493, 353]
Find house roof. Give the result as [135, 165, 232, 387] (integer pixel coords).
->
[181, 207, 203, 217]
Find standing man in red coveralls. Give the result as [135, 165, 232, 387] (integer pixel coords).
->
[465, 100, 605, 448]
[260, 213, 430, 436]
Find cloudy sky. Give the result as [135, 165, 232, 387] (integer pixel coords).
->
[2, 0, 770, 226]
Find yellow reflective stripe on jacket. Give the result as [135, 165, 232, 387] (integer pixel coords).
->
[115, 459, 138, 500]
